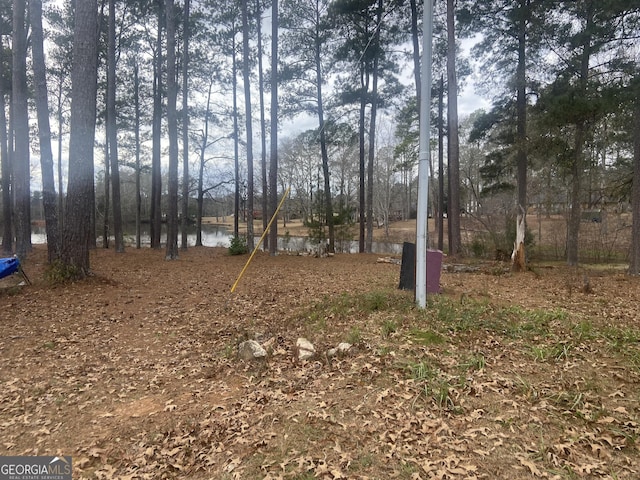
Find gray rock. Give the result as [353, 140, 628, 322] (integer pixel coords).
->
[238, 340, 267, 361]
[296, 337, 315, 361]
[327, 342, 352, 358]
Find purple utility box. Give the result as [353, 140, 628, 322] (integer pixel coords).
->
[426, 249, 443, 293]
[398, 243, 443, 294]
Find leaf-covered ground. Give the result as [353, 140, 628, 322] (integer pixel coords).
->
[1, 245, 639, 479]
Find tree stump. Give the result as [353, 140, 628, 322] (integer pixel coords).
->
[511, 212, 526, 272]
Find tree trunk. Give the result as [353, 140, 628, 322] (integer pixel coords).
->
[90, 1, 105, 252]
[30, 0, 61, 262]
[567, 8, 593, 266]
[437, 75, 444, 252]
[358, 85, 366, 253]
[12, 0, 31, 259]
[268, 0, 278, 255]
[57, 76, 65, 238]
[241, 0, 255, 252]
[511, 211, 526, 270]
[196, 156, 204, 247]
[103, 140, 110, 248]
[196, 128, 204, 248]
[165, 0, 179, 260]
[511, 0, 528, 272]
[108, 0, 124, 253]
[196, 80, 214, 248]
[150, 0, 163, 249]
[365, 0, 382, 254]
[62, 0, 98, 275]
[256, 0, 269, 251]
[181, 0, 190, 250]
[630, 78, 640, 274]
[567, 124, 585, 266]
[0, 42, 11, 255]
[232, 30, 240, 238]
[446, 0, 461, 256]
[315, 14, 334, 254]
[410, 0, 421, 102]
[134, 62, 142, 249]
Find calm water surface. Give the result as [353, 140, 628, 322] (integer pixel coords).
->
[30, 224, 404, 255]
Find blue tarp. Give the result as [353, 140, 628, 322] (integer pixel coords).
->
[0, 257, 20, 280]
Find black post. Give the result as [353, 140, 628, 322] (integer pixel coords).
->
[398, 242, 416, 291]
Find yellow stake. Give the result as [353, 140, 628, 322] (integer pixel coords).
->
[231, 187, 291, 293]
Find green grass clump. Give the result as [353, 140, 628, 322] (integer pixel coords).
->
[302, 290, 413, 325]
[458, 353, 486, 372]
[410, 328, 445, 345]
[407, 360, 456, 409]
[381, 319, 398, 338]
[346, 326, 363, 345]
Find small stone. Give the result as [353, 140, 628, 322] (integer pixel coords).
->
[238, 340, 267, 361]
[328, 342, 352, 358]
[296, 337, 315, 361]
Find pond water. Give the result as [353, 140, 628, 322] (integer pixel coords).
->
[30, 224, 404, 255]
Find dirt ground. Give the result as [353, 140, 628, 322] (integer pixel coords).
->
[1, 240, 639, 479]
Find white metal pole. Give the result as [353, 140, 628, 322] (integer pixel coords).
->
[415, 0, 434, 308]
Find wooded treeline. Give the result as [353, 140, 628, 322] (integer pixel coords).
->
[0, 0, 639, 276]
